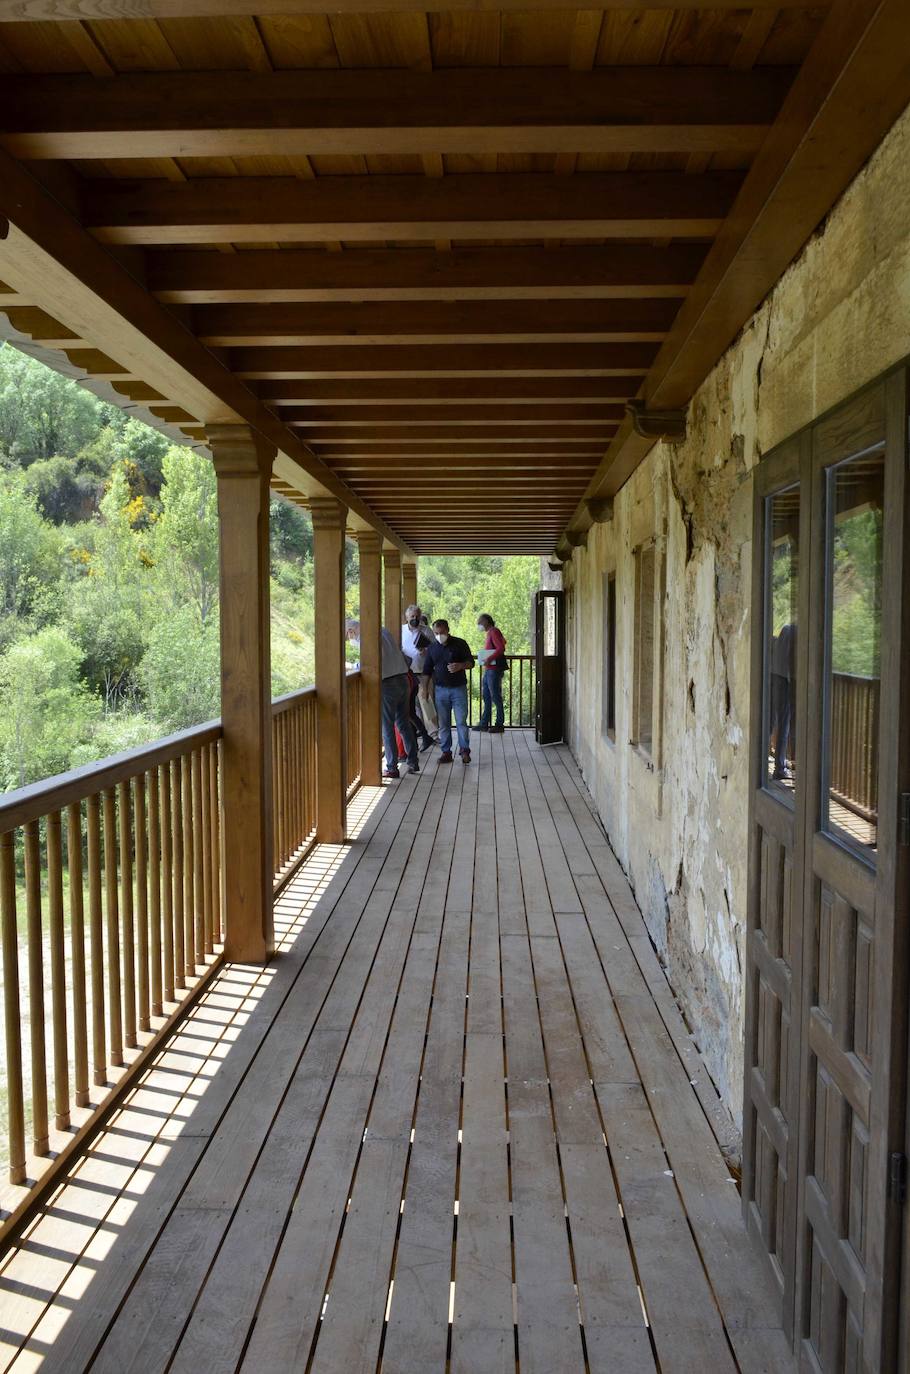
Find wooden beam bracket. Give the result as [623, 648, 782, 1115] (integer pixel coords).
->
[586, 497, 614, 523]
[625, 401, 687, 442]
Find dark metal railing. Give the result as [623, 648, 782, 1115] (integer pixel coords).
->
[464, 655, 536, 729]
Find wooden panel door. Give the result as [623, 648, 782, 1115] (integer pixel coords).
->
[743, 433, 811, 1337]
[795, 372, 909, 1374]
[535, 589, 565, 744]
[745, 366, 910, 1370]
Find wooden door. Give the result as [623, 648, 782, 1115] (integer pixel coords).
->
[535, 589, 565, 744]
[744, 368, 910, 1371]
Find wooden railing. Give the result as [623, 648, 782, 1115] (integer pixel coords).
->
[0, 673, 366, 1206]
[0, 722, 222, 1197]
[829, 670, 879, 822]
[465, 655, 536, 728]
[346, 670, 363, 793]
[271, 687, 317, 877]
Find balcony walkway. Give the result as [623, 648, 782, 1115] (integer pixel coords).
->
[0, 731, 794, 1374]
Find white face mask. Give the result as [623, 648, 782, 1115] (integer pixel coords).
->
[435, 633, 449, 644]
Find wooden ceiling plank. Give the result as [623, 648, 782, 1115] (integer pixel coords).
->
[147, 242, 708, 303]
[230, 341, 658, 377]
[307, 425, 616, 441]
[560, 0, 910, 553]
[281, 403, 625, 423]
[1, 67, 794, 159]
[82, 170, 743, 245]
[0, 1, 818, 19]
[253, 377, 641, 403]
[190, 297, 678, 344]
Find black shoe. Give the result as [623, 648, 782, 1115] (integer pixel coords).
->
[488, 724, 504, 734]
[472, 724, 489, 733]
[419, 737, 434, 753]
[407, 764, 420, 775]
[383, 770, 400, 780]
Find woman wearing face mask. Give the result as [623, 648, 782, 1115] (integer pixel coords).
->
[421, 619, 475, 763]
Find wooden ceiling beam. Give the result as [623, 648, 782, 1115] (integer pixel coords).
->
[328, 454, 598, 467]
[231, 343, 657, 378]
[2, 68, 792, 161]
[83, 172, 741, 246]
[255, 378, 641, 404]
[148, 244, 707, 305]
[281, 404, 625, 425]
[0, 1, 817, 21]
[191, 298, 678, 346]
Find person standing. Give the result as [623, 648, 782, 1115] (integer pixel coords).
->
[422, 619, 475, 764]
[381, 627, 419, 780]
[474, 612, 507, 734]
[400, 604, 435, 752]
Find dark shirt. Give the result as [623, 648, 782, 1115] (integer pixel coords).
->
[423, 637, 474, 689]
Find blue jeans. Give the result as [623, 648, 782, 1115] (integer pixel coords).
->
[481, 669, 505, 727]
[381, 673, 417, 773]
[435, 684, 470, 754]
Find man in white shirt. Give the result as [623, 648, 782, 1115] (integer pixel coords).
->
[381, 627, 418, 779]
[400, 604, 435, 751]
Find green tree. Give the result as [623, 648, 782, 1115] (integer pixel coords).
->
[0, 626, 99, 789]
[139, 603, 220, 731]
[0, 345, 100, 462]
[152, 446, 219, 624]
[0, 474, 64, 638]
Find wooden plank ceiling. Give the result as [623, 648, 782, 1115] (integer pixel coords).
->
[0, 1, 903, 555]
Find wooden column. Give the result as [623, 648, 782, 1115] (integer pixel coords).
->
[383, 548, 402, 636]
[402, 560, 418, 613]
[355, 531, 383, 787]
[207, 423, 275, 963]
[311, 497, 348, 843]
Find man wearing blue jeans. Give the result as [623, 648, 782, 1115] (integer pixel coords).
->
[421, 619, 475, 764]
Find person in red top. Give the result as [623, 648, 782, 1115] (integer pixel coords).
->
[474, 612, 507, 733]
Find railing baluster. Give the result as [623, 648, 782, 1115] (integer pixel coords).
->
[160, 764, 175, 1002]
[181, 754, 194, 977]
[102, 789, 123, 1068]
[211, 742, 222, 945]
[134, 774, 150, 1034]
[86, 794, 106, 1085]
[148, 768, 163, 1018]
[67, 802, 89, 1107]
[192, 750, 205, 966]
[1, 831, 26, 1184]
[118, 780, 136, 1050]
[46, 811, 70, 1129]
[171, 759, 185, 990]
[24, 820, 49, 1154]
[201, 745, 213, 957]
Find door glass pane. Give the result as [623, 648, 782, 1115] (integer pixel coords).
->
[543, 596, 557, 657]
[822, 445, 884, 855]
[764, 485, 800, 799]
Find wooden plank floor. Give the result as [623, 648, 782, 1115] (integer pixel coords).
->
[0, 732, 796, 1374]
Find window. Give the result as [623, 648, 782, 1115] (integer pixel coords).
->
[602, 572, 616, 739]
[632, 540, 663, 763]
[762, 484, 800, 801]
[821, 444, 883, 855]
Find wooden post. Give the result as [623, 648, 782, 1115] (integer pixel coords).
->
[311, 497, 348, 843]
[207, 423, 275, 963]
[402, 560, 418, 614]
[383, 548, 402, 638]
[355, 531, 383, 786]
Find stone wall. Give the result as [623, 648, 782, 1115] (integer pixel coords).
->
[562, 101, 910, 1127]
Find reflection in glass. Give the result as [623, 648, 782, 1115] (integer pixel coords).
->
[764, 486, 799, 797]
[823, 447, 883, 854]
[543, 596, 557, 657]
